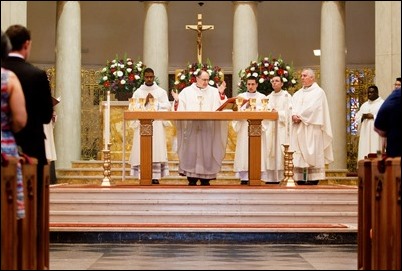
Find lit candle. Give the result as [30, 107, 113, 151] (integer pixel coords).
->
[103, 103, 107, 149]
[105, 91, 111, 148]
[285, 110, 289, 145]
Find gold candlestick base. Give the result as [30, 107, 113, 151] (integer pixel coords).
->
[280, 149, 297, 187]
[101, 143, 112, 186]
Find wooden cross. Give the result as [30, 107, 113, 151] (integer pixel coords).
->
[186, 14, 214, 64]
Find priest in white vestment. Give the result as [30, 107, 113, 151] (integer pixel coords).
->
[176, 70, 228, 186]
[232, 76, 269, 185]
[129, 68, 171, 184]
[355, 85, 384, 161]
[266, 76, 293, 183]
[290, 68, 333, 185]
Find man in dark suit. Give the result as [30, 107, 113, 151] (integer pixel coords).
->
[3, 24, 53, 270]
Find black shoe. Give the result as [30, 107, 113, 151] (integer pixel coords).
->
[188, 177, 198, 186]
[266, 181, 280, 184]
[152, 179, 159, 185]
[296, 180, 319, 185]
[200, 179, 210, 186]
[240, 180, 249, 185]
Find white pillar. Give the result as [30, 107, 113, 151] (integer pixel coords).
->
[232, 1, 258, 96]
[320, 1, 346, 169]
[143, 1, 169, 91]
[375, 1, 401, 97]
[55, 1, 81, 168]
[1, 1, 27, 29]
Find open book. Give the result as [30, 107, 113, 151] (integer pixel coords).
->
[216, 97, 248, 111]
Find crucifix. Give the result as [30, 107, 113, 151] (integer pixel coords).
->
[186, 14, 214, 64]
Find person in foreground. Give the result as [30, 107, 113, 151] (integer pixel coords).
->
[3, 24, 53, 269]
[232, 76, 269, 185]
[290, 68, 333, 185]
[1, 29, 27, 219]
[355, 85, 384, 161]
[128, 68, 171, 184]
[374, 78, 401, 157]
[175, 70, 228, 186]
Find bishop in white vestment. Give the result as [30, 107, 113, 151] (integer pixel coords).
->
[290, 69, 333, 184]
[176, 70, 228, 186]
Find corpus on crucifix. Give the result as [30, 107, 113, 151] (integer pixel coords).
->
[186, 14, 214, 64]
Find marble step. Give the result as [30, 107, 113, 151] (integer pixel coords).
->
[54, 176, 358, 186]
[50, 186, 358, 225]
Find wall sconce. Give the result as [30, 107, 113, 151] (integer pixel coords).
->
[313, 49, 321, 56]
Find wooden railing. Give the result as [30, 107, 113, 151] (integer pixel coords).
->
[123, 111, 278, 186]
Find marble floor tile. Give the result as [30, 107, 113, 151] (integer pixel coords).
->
[50, 243, 357, 270]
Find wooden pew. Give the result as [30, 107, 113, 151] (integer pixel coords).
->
[1, 155, 19, 270]
[37, 164, 50, 270]
[357, 157, 374, 270]
[370, 157, 401, 270]
[18, 157, 38, 270]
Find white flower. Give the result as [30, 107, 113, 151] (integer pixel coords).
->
[180, 74, 186, 80]
[282, 78, 288, 83]
[291, 79, 297, 84]
[126, 68, 132, 73]
[135, 74, 141, 80]
[209, 80, 214, 85]
[250, 67, 255, 71]
[120, 79, 126, 85]
[259, 78, 265, 84]
[252, 72, 258, 77]
[269, 71, 275, 75]
[116, 71, 123, 77]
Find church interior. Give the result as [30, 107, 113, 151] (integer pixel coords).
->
[1, 1, 401, 270]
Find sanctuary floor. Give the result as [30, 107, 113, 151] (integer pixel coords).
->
[50, 243, 357, 270]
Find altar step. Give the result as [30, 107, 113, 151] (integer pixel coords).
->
[55, 160, 358, 186]
[50, 185, 358, 227]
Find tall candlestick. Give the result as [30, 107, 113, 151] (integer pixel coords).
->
[104, 103, 108, 149]
[285, 111, 289, 145]
[105, 91, 111, 148]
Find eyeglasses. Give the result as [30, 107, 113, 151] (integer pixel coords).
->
[394, 83, 401, 86]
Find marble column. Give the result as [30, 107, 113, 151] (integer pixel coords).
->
[54, 1, 82, 168]
[375, 1, 401, 97]
[1, 1, 27, 28]
[232, 1, 258, 96]
[143, 1, 169, 91]
[320, 1, 346, 169]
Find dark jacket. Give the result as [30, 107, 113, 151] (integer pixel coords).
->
[3, 56, 53, 165]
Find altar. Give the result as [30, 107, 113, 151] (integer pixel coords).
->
[122, 110, 278, 186]
[100, 101, 238, 161]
